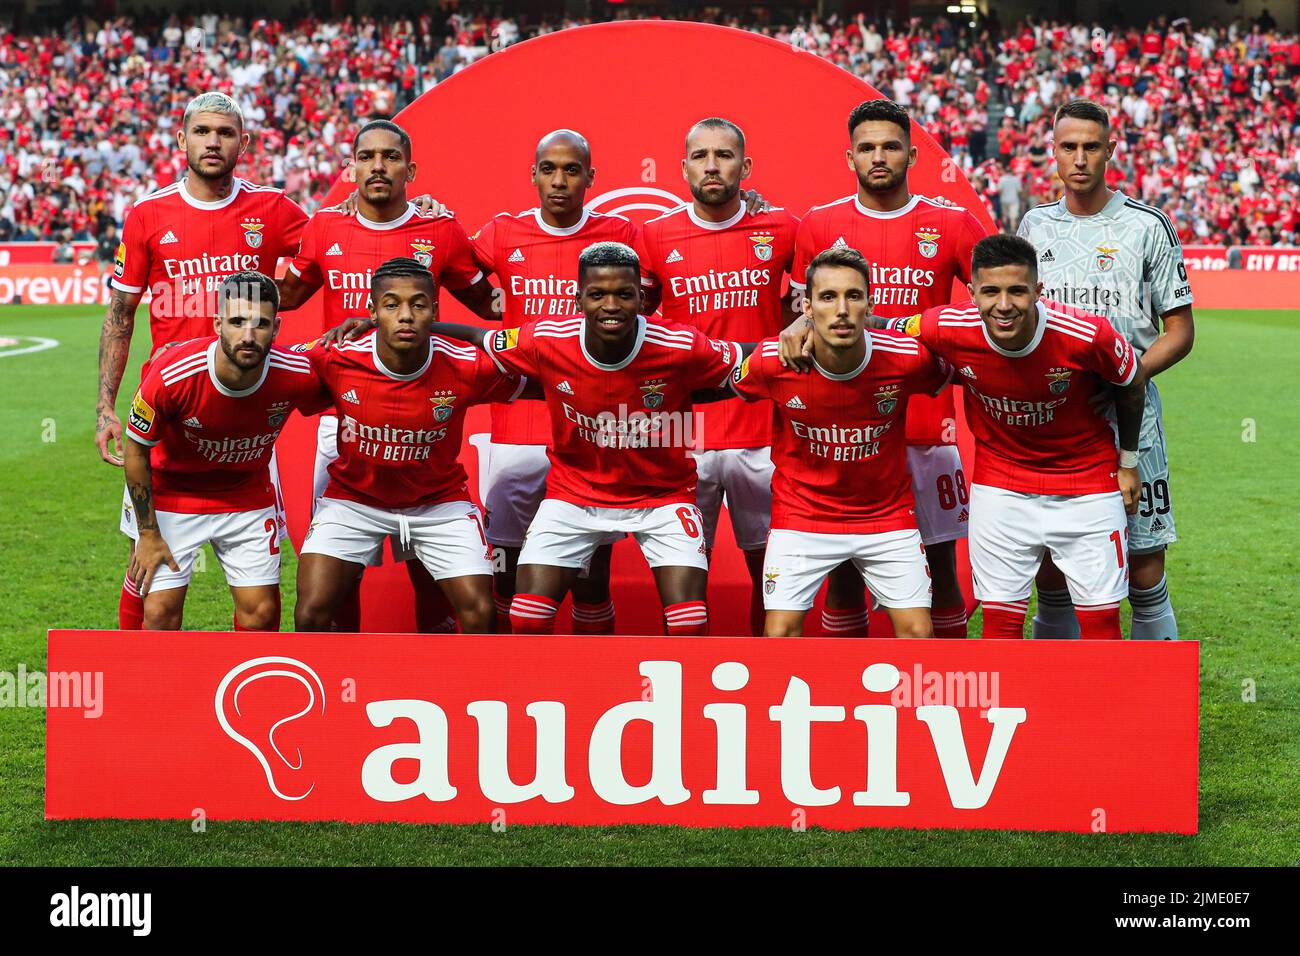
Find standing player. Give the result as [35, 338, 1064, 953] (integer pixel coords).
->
[123, 272, 328, 630]
[280, 119, 498, 632]
[98, 91, 309, 630]
[426, 243, 746, 636]
[293, 259, 526, 634]
[789, 99, 989, 638]
[732, 248, 946, 637]
[468, 129, 640, 634]
[635, 117, 800, 635]
[1019, 99, 1194, 641]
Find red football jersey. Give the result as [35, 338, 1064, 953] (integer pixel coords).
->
[482, 318, 742, 508]
[125, 337, 327, 513]
[288, 203, 483, 333]
[111, 177, 308, 374]
[304, 331, 523, 510]
[731, 332, 949, 533]
[913, 301, 1138, 496]
[470, 206, 638, 446]
[791, 193, 988, 446]
[636, 203, 799, 450]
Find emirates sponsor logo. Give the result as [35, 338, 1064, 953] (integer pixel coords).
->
[161, 252, 260, 280]
[561, 401, 702, 451]
[187, 431, 278, 463]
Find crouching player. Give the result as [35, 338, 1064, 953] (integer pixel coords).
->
[123, 272, 329, 629]
[427, 242, 746, 635]
[732, 248, 945, 637]
[293, 258, 527, 633]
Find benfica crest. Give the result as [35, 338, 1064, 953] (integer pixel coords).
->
[1095, 246, 1117, 272]
[241, 219, 264, 248]
[915, 230, 940, 259]
[1045, 368, 1073, 394]
[764, 570, 780, 595]
[429, 392, 457, 422]
[749, 233, 775, 262]
[640, 380, 666, 409]
[266, 401, 291, 427]
[875, 383, 901, 415]
[410, 240, 435, 268]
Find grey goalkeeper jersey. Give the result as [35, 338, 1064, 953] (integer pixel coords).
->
[1017, 190, 1193, 355]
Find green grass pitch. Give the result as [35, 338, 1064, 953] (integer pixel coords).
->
[0, 303, 1296, 865]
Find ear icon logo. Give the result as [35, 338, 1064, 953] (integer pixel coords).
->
[215, 657, 327, 801]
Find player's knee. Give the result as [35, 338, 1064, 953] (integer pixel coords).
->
[1128, 550, 1166, 590]
[893, 615, 933, 639]
[457, 592, 496, 633]
[294, 593, 334, 632]
[142, 601, 183, 631]
[241, 598, 280, 631]
[764, 616, 802, 638]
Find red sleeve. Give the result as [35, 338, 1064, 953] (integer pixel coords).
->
[729, 344, 771, 402]
[481, 323, 539, 379]
[124, 363, 168, 445]
[111, 202, 150, 294]
[914, 307, 944, 355]
[470, 346, 526, 404]
[632, 222, 659, 290]
[287, 213, 324, 290]
[276, 194, 309, 259]
[435, 216, 483, 291]
[689, 330, 743, 390]
[953, 209, 989, 284]
[790, 214, 817, 289]
[1086, 314, 1139, 386]
[468, 217, 497, 274]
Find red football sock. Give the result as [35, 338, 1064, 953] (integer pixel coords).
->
[664, 600, 708, 636]
[510, 593, 558, 634]
[932, 604, 969, 639]
[118, 574, 144, 630]
[980, 600, 1028, 639]
[571, 599, 616, 635]
[1076, 603, 1122, 640]
[493, 595, 513, 634]
[821, 603, 870, 637]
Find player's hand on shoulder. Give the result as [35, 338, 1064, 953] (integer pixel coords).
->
[319, 317, 375, 347]
[412, 194, 451, 217]
[130, 530, 179, 597]
[741, 188, 771, 215]
[777, 316, 815, 373]
[931, 195, 959, 207]
[95, 404, 124, 467]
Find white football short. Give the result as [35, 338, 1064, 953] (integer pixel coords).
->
[301, 496, 494, 580]
[520, 499, 709, 571]
[693, 446, 774, 551]
[968, 483, 1129, 606]
[762, 527, 932, 611]
[120, 504, 281, 592]
[907, 444, 969, 546]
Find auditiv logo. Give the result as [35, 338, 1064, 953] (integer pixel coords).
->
[217, 658, 1026, 811]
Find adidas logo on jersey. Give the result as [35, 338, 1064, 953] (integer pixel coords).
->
[326, 242, 343, 256]
[666, 249, 684, 263]
[160, 231, 178, 245]
[786, 395, 806, 409]
[832, 236, 848, 249]
[959, 365, 977, 379]
[508, 248, 525, 263]
[183, 416, 202, 428]
[957, 507, 969, 523]
[1040, 248, 1054, 262]
[341, 389, 360, 404]
[556, 380, 575, 395]
[1150, 517, 1166, 532]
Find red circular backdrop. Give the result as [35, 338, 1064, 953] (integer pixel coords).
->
[277, 21, 991, 635]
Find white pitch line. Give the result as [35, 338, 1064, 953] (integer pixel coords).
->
[0, 336, 59, 358]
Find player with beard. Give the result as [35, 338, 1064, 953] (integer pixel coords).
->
[99, 91, 309, 631]
[123, 272, 328, 630]
[634, 117, 800, 635]
[279, 120, 498, 633]
[783, 99, 988, 639]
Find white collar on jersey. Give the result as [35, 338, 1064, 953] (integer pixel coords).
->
[852, 193, 922, 219]
[581, 315, 647, 371]
[812, 333, 872, 380]
[1048, 189, 1130, 221]
[206, 339, 270, 397]
[685, 202, 746, 231]
[180, 177, 244, 211]
[355, 202, 419, 231]
[371, 330, 434, 381]
[532, 206, 592, 236]
[980, 301, 1048, 358]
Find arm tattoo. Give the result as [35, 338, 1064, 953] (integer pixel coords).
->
[98, 290, 137, 409]
[126, 479, 158, 532]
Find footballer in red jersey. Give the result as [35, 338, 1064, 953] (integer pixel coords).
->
[293, 259, 527, 635]
[98, 91, 309, 631]
[123, 272, 329, 631]
[903, 235, 1146, 640]
[635, 117, 800, 634]
[281, 120, 498, 633]
[731, 249, 948, 637]
[790, 99, 988, 639]
[427, 242, 745, 637]
[468, 129, 641, 633]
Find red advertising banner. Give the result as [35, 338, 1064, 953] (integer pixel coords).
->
[0, 263, 111, 305]
[47, 631, 1199, 833]
[0, 241, 97, 266]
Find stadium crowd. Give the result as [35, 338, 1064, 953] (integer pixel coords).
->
[1, 7, 1297, 250]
